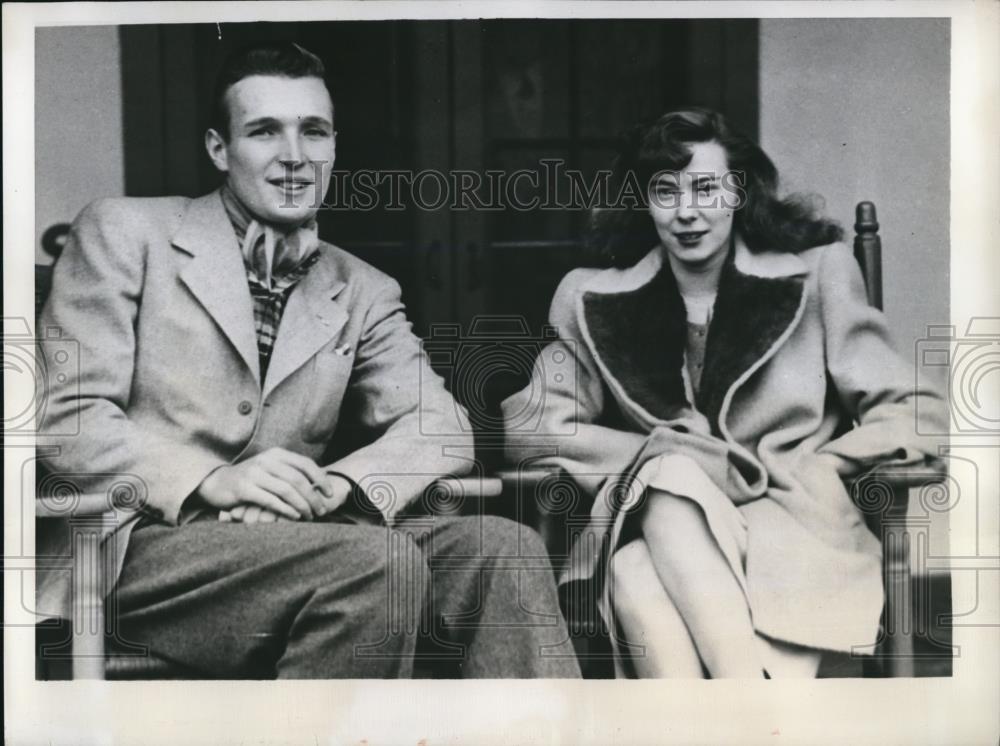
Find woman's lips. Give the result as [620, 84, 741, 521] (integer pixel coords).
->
[674, 230, 709, 246]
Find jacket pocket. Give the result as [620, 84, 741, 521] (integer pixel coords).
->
[300, 349, 355, 443]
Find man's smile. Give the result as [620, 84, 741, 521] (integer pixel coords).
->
[268, 178, 314, 193]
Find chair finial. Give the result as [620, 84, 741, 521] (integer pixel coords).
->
[855, 201, 879, 235]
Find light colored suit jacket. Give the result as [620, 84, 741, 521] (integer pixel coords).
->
[37, 189, 472, 619]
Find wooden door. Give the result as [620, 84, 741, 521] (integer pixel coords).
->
[444, 19, 758, 440]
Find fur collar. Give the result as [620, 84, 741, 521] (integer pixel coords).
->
[578, 239, 807, 435]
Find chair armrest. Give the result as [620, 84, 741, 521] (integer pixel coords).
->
[36, 492, 120, 519]
[38, 479, 508, 516]
[431, 475, 504, 498]
[494, 467, 562, 490]
[849, 458, 948, 525]
[850, 458, 947, 489]
[426, 470, 558, 505]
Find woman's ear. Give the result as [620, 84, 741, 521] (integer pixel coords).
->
[204, 128, 229, 173]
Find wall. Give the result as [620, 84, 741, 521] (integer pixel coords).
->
[35, 26, 124, 263]
[760, 18, 951, 557]
[31, 21, 954, 328]
[759, 18, 950, 355]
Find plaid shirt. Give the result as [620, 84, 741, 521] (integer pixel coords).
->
[246, 250, 321, 379]
[220, 186, 322, 380]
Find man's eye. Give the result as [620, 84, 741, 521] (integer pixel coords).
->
[305, 128, 331, 137]
[249, 128, 276, 137]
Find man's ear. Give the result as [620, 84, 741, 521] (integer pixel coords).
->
[204, 128, 229, 173]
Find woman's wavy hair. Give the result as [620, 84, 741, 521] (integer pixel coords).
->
[589, 108, 843, 268]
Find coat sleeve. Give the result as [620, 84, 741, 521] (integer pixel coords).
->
[815, 242, 949, 473]
[38, 199, 229, 524]
[501, 270, 647, 498]
[324, 276, 473, 523]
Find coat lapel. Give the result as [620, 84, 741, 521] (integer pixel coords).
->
[697, 246, 806, 435]
[261, 252, 348, 400]
[578, 240, 807, 436]
[173, 191, 261, 384]
[581, 252, 689, 421]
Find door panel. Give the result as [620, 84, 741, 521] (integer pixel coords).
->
[448, 19, 758, 430]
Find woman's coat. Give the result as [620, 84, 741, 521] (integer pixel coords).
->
[502, 239, 948, 652]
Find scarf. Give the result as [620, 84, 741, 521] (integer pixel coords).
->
[220, 184, 319, 291]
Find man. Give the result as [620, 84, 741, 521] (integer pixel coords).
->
[37, 42, 579, 678]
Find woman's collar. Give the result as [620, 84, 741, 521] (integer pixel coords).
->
[580, 234, 808, 297]
[731, 236, 808, 279]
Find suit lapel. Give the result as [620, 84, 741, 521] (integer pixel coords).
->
[262, 253, 348, 400]
[173, 191, 261, 384]
[578, 241, 807, 436]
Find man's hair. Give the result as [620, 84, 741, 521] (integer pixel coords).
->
[211, 41, 329, 140]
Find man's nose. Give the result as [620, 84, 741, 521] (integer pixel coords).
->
[277, 132, 305, 167]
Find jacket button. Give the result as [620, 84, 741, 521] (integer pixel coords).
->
[238, 400, 253, 415]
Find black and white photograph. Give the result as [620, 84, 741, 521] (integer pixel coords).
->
[4, 1, 998, 744]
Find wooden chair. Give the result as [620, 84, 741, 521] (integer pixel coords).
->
[846, 201, 948, 676]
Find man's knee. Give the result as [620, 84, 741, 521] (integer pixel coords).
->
[473, 515, 548, 559]
[345, 529, 430, 598]
[311, 529, 430, 630]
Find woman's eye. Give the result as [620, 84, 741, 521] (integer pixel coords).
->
[696, 182, 718, 193]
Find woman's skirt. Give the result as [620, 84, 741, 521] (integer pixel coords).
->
[562, 450, 885, 657]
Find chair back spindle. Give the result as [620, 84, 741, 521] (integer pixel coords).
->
[853, 201, 883, 311]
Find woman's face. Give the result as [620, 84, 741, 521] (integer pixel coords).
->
[647, 140, 735, 269]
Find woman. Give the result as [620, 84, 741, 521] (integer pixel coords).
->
[502, 109, 947, 678]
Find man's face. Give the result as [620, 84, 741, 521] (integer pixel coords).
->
[206, 74, 335, 227]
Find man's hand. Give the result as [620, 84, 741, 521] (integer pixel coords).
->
[218, 472, 355, 523]
[197, 447, 337, 520]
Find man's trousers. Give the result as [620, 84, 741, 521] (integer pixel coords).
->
[109, 512, 582, 678]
